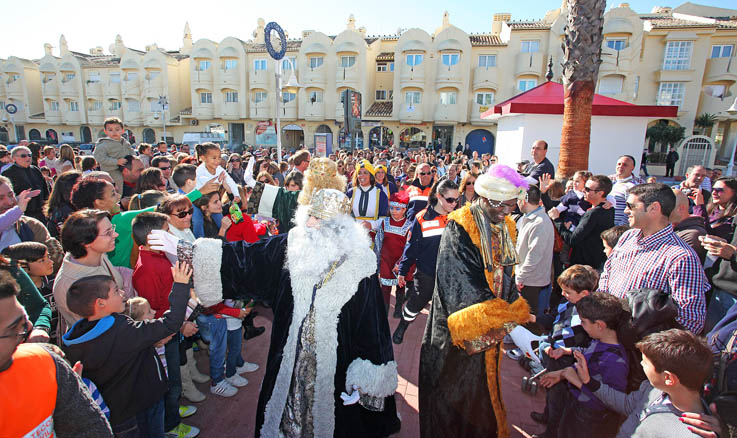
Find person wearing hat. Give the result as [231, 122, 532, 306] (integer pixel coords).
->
[243, 156, 345, 234]
[370, 191, 415, 317]
[149, 187, 401, 438]
[374, 164, 398, 198]
[418, 164, 533, 438]
[346, 160, 389, 222]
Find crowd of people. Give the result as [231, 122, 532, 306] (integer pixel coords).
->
[0, 115, 734, 438]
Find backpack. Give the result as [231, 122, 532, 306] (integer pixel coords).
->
[706, 329, 737, 437]
[620, 288, 682, 393]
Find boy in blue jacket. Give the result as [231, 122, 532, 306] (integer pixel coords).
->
[62, 262, 191, 437]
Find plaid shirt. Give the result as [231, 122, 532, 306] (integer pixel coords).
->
[598, 225, 708, 333]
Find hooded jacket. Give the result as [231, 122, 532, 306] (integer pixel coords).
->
[61, 282, 188, 426]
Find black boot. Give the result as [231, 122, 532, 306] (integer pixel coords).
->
[242, 313, 265, 340]
[392, 288, 405, 319]
[244, 325, 266, 340]
[530, 411, 548, 424]
[393, 320, 410, 344]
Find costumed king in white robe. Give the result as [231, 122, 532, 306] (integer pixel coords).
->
[150, 188, 401, 438]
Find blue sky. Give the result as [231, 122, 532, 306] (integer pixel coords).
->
[2, 0, 735, 59]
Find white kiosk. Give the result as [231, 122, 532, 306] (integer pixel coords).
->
[482, 81, 678, 176]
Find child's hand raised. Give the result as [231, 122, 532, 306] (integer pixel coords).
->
[573, 350, 590, 384]
[561, 367, 583, 388]
[171, 261, 192, 284]
[548, 348, 567, 359]
[540, 370, 562, 388]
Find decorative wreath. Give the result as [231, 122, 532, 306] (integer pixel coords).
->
[264, 22, 286, 61]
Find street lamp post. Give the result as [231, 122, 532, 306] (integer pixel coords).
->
[274, 58, 301, 163]
[158, 96, 168, 144]
[726, 96, 737, 176]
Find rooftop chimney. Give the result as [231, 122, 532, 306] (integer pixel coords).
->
[492, 13, 511, 36]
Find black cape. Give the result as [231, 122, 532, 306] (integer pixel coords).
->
[419, 219, 521, 438]
[217, 234, 401, 438]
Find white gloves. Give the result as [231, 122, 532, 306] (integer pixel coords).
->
[148, 229, 179, 256]
[340, 385, 360, 406]
[243, 156, 256, 188]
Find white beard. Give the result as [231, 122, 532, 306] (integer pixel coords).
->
[287, 205, 372, 287]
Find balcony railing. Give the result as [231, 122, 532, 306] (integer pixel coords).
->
[704, 56, 737, 83]
[515, 52, 543, 77]
[399, 103, 423, 123]
[472, 66, 499, 91]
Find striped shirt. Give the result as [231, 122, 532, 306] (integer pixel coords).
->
[608, 174, 646, 226]
[82, 378, 110, 419]
[598, 225, 708, 333]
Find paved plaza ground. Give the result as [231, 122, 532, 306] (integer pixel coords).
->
[186, 292, 546, 437]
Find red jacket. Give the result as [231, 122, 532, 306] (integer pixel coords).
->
[225, 214, 267, 243]
[132, 248, 174, 318]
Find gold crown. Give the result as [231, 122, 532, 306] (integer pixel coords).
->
[307, 188, 352, 220]
[307, 158, 337, 178]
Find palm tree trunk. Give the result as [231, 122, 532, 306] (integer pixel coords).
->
[557, 0, 606, 178]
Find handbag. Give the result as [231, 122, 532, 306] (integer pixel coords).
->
[625, 288, 681, 340]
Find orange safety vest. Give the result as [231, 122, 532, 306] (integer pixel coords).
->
[0, 343, 58, 438]
[407, 185, 432, 204]
[416, 209, 449, 238]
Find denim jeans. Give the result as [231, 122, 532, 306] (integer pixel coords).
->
[196, 313, 228, 384]
[225, 328, 246, 378]
[705, 288, 737, 334]
[537, 284, 552, 319]
[135, 397, 165, 438]
[163, 336, 182, 431]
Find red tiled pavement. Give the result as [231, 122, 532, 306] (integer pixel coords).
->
[188, 293, 546, 437]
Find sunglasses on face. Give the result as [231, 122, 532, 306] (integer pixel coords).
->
[583, 187, 600, 193]
[442, 195, 458, 204]
[713, 187, 725, 194]
[172, 208, 194, 218]
[158, 166, 171, 171]
[16, 154, 31, 158]
[419, 172, 431, 176]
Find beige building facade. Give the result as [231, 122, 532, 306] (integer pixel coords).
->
[1, 2, 736, 168]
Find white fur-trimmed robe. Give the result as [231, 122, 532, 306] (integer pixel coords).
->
[192, 222, 400, 438]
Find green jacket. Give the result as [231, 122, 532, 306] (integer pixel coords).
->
[10, 264, 52, 330]
[107, 189, 203, 268]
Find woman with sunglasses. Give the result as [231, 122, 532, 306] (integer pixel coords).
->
[393, 178, 459, 344]
[227, 154, 245, 187]
[157, 195, 197, 243]
[459, 170, 479, 206]
[694, 177, 737, 241]
[69, 176, 218, 268]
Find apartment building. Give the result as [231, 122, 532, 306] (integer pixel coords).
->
[1, 2, 736, 166]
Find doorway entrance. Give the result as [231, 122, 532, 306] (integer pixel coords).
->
[433, 125, 454, 152]
[80, 126, 92, 143]
[229, 123, 245, 152]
